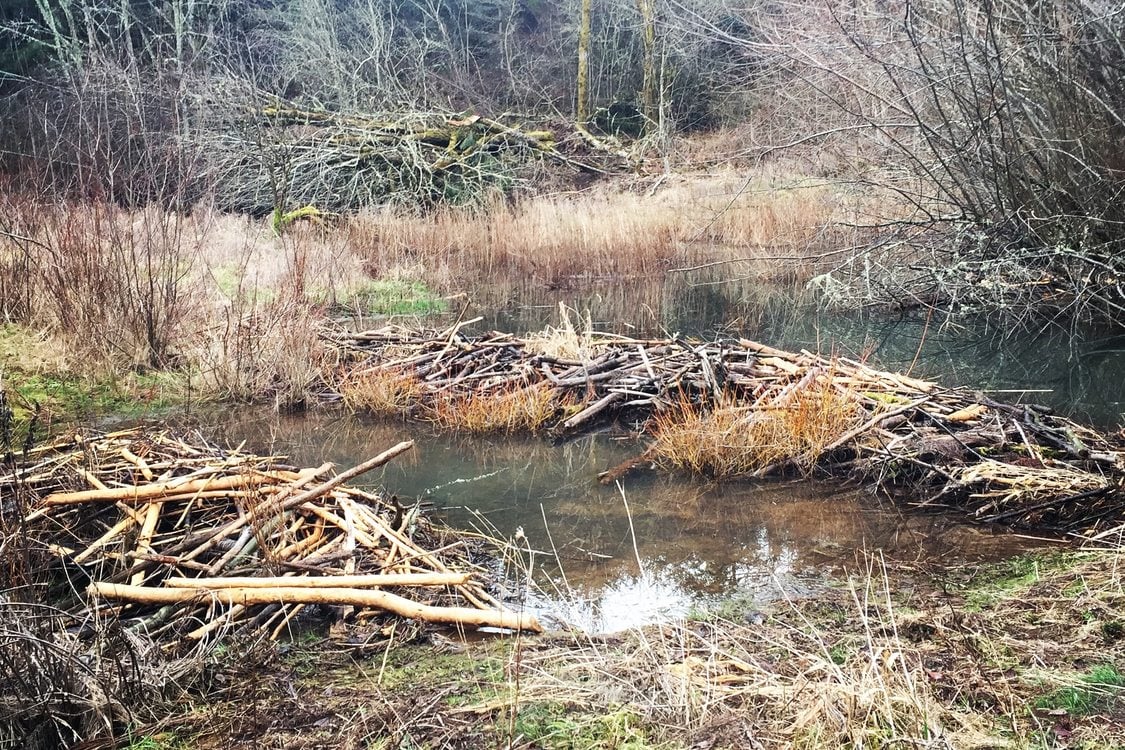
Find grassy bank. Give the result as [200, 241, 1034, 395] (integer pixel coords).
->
[119, 547, 1123, 749]
[0, 168, 861, 416]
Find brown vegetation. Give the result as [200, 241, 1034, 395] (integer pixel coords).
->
[347, 175, 847, 286]
[650, 374, 863, 478]
[428, 382, 571, 434]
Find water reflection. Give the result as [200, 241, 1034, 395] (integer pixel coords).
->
[210, 410, 1049, 631]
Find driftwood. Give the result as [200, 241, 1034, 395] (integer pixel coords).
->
[4, 429, 541, 647]
[326, 322, 1125, 534]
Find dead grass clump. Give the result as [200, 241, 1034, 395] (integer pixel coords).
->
[651, 374, 863, 478]
[338, 367, 425, 416]
[523, 304, 598, 361]
[428, 383, 567, 434]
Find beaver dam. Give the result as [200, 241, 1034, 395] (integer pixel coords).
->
[6, 324, 1125, 651]
[328, 320, 1125, 536]
[2, 429, 541, 653]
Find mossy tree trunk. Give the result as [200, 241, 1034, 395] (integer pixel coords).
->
[576, 0, 592, 123]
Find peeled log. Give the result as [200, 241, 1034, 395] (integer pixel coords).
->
[163, 572, 470, 588]
[89, 581, 541, 633]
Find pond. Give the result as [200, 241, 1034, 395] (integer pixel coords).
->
[218, 273, 1120, 631]
[213, 410, 1054, 633]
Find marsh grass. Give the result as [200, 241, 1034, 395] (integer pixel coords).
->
[345, 174, 849, 288]
[428, 383, 571, 434]
[338, 367, 426, 416]
[651, 372, 863, 478]
[1, 169, 861, 410]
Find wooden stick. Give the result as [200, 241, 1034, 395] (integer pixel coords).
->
[44, 471, 291, 505]
[131, 501, 163, 586]
[163, 572, 471, 588]
[89, 582, 542, 632]
[276, 442, 415, 513]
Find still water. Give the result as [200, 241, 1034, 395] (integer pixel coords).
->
[217, 275, 1120, 630]
[216, 411, 1053, 632]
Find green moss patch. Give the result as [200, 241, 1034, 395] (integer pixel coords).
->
[347, 278, 448, 316]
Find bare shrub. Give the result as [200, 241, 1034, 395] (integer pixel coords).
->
[719, 0, 1125, 321]
[199, 291, 327, 408]
[0, 197, 202, 370]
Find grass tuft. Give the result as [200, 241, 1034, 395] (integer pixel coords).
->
[428, 382, 568, 434]
[338, 367, 425, 416]
[524, 304, 598, 361]
[651, 372, 862, 478]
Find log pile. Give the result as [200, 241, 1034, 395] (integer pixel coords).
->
[327, 322, 1125, 534]
[3, 428, 540, 648]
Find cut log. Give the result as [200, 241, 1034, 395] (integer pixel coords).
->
[89, 582, 541, 633]
[162, 572, 470, 588]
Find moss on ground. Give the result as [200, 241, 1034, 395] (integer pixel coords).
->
[0, 324, 190, 432]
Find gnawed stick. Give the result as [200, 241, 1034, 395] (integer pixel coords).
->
[163, 572, 471, 588]
[90, 582, 542, 633]
[43, 471, 291, 505]
[277, 442, 415, 513]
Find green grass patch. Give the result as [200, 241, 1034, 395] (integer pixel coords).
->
[958, 553, 1078, 611]
[1035, 664, 1125, 716]
[1, 324, 192, 434]
[345, 278, 448, 316]
[123, 734, 188, 750]
[372, 642, 506, 692]
[508, 702, 660, 749]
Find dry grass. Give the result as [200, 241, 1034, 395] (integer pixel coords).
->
[506, 555, 994, 750]
[958, 459, 1111, 510]
[194, 292, 328, 408]
[523, 304, 599, 360]
[344, 173, 851, 288]
[651, 372, 864, 478]
[338, 367, 426, 416]
[504, 547, 1125, 749]
[427, 383, 570, 434]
